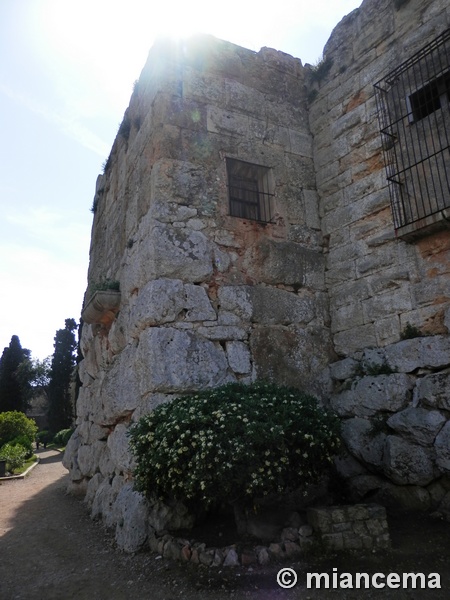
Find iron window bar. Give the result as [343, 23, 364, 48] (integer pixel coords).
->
[226, 158, 275, 224]
[374, 28, 450, 231]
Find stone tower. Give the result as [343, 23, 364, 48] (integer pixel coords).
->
[64, 0, 450, 552]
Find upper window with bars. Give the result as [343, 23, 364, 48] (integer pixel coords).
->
[226, 158, 274, 224]
[374, 29, 450, 238]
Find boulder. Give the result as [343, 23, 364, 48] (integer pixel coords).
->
[331, 374, 414, 418]
[415, 372, 450, 411]
[113, 483, 149, 553]
[387, 407, 446, 446]
[382, 435, 439, 486]
[341, 417, 386, 470]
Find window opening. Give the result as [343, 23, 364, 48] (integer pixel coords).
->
[226, 158, 274, 223]
[374, 29, 450, 233]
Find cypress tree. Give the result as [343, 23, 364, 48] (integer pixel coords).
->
[47, 319, 77, 433]
[0, 336, 31, 413]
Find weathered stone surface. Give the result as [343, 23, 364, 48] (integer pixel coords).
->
[77, 441, 106, 478]
[329, 357, 359, 381]
[147, 496, 195, 532]
[140, 222, 215, 283]
[416, 372, 450, 411]
[331, 374, 414, 417]
[130, 279, 216, 333]
[113, 483, 149, 553]
[384, 336, 450, 373]
[250, 286, 315, 325]
[341, 417, 386, 470]
[382, 436, 439, 486]
[135, 327, 230, 393]
[223, 548, 240, 567]
[250, 325, 333, 394]
[107, 423, 135, 474]
[97, 345, 140, 424]
[226, 341, 251, 374]
[244, 239, 325, 288]
[435, 422, 450, 472]
[62, 428, 82, 480]
[387, 407, 446, 446]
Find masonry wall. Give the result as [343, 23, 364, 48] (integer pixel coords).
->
[310, 0, 450, 356]
[312, 0, 450, 518]
[64, 36, 333, 544]
[64, 0, 450, 552]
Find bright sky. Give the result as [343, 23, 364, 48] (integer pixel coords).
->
[0, 0, 362, 361]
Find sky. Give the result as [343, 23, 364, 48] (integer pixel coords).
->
[0, 0, 362, 361]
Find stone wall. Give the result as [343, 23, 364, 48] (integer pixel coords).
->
[64, 36, 334, 549]
[310, 0, 450, 355]
[331, 335, 450, 516]
[63, 0, 450, 553]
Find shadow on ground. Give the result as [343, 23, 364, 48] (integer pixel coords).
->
[0, 454, 449, 600]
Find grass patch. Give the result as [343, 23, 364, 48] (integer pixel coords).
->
[13, 454, 38, 475]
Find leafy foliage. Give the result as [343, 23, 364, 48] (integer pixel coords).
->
[0, 336, 31, 413]
[10, 435, 33, 458]
[53, 428, 74, 447]
[0, 411, 38, 448]
[0, 442, 27, 473]
[400, 322, 423, 340]
[47, 319, 78, 434]
[129, 382, 341, 513]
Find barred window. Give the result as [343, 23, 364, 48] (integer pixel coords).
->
[226, 158, 274, 223]
[374, 29, 450, 238]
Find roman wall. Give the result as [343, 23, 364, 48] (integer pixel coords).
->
[312, 0, 450, 517]
[63, 0, 450, 552]
[64, 36, 333, 546]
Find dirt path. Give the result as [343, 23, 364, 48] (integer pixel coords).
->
[1, 450, 449, 600]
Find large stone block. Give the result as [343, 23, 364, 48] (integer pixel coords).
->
[226, 341, 252, 374]
[416, 372, 450, 411]
[331, 374, 414, 418]
[387, 407, 446, 447]
[382, 436, 439, 486]
[384, 336, 450, 373]
[107, 423, 135, 474]
[129, 278, 216, 334]
[135, 327, 230, 394]
[244, 239, 325, 288]
[250, 286, 315, 325]
[113, 483, 149, 553]
[97, 345, 140, 425]
[341, 417, 386, 470]
[250, 325, 333, 395]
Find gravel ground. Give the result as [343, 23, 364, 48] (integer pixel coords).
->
[0, 449, 449, 600]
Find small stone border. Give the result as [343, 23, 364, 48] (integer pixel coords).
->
[148, 504, 391, 567]
[149, 523, 315, 567]
[0, 457, 40, 482]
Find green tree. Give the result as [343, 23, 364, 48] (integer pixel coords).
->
[47, 319, 78, 433]
[0, 336, 31, 413]
[0, 411, 38, 447]
[16, 356, 51, 408]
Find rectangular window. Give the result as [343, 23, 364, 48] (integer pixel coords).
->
[408, 71, 450, 122]
[374, 29, 450, 237]
[226, 158, 274, 223]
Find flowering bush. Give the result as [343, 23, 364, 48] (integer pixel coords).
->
[129, 382, 341, 515]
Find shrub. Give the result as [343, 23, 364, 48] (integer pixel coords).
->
[0, 411, 38, 448]
[10, 435, 33, 458]
[54, 428, 74, 447]
[129, 382, 341, 526]
[0, 442, 27, 473]
[36, 430, 53, 446]
[400, 322, 423, 340]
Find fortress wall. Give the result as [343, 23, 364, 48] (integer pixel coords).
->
[310, 0, 450, 356]
[64, 36, 334, 539]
